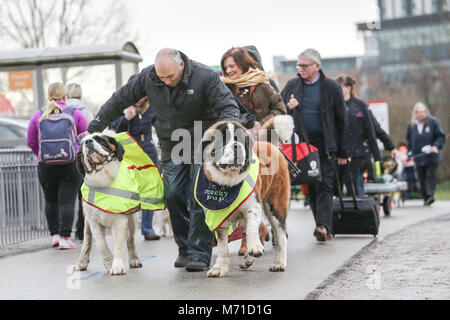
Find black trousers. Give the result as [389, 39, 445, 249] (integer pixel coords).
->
[307, 139, 337, 234]
[38, 162, 83, 237]
[416, 164, 438, 200]
[160, 160, 213, 265]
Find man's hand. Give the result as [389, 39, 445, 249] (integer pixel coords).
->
[337, 157, 350, 165]
[124, 106, 136, 120]
[430, 146, 438, 153]
[287, 94, 299, 110]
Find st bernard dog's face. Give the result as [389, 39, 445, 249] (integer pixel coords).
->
[76, 132, 124, 187]
[202, 121, 253, 187]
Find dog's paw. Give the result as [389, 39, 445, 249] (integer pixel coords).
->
[269, 263, 286, 272]
[238, 246, 247, 256]
[129, 258, 143, 269]
[74, 261, 88, 272]
[110, 259, 126, 275]
[247, 243, 264, 258]
[239, 255, 254, 269]
[207, 265, 229, 278]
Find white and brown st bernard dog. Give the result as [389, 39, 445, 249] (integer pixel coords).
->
[200, 115, 294, 277]
[74, 131, 143, 275]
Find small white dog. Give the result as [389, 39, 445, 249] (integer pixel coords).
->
[74, 132, 143, 275]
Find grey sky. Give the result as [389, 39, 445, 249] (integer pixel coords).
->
[129, 0, 379, 72]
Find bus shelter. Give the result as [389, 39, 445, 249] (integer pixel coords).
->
[0, 41, 142, 116]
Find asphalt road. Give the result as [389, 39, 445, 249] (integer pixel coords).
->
[1, 199, 449, 300]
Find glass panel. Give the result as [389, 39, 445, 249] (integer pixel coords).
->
[121, 61, 137, 85]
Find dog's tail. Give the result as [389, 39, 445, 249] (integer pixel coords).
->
[258, 115, 294, 147]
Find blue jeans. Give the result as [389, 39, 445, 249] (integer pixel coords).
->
[141, 210, 155, 235]
[160, 161, 213, 265]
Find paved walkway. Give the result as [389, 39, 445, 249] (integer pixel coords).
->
[0, 200, 449, 300]
[313, 213, 450, 300]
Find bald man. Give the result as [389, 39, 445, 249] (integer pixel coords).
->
[88, 48, 239, 272]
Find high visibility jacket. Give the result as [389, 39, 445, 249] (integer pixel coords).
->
[194, 153, 260, 234]
[81, 132, 165, 214]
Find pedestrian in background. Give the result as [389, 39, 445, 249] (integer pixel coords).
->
[281, 48, 350, 242]
[406, 102, 446, 206]
[336, 75, 380, 196]
[65, 82, 94, 241]
[65, 83, 94, 123]
[110, 74, 160, 241]
[27, 82, 88, 249]
[87, 48, 240, 271]
[243, 45, 280, 92]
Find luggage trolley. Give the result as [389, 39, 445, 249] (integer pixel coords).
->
[363, 181, 407, 216]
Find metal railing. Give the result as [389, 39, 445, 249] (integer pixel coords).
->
[0, 148, 48, 246]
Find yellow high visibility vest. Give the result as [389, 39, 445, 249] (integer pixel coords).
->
[81, 132, 165, 214]
[194, 152, 260, 234]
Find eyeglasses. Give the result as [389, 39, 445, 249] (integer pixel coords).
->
[296, 63, 315, 69]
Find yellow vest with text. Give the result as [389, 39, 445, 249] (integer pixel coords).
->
[81, 132, 165, 214]
[194, 153, 260, 235]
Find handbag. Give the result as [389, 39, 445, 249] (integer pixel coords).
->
[280, 117, 322, 185]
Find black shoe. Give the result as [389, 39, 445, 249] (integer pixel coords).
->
[425, 197, 435, 206]
[144, 233, 160, 241]
[185, 261, 210, 272]
[174, 255, 189, 268]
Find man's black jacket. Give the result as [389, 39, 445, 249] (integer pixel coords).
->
[280, 70, 350, 158]
[88, 51, 240, 161]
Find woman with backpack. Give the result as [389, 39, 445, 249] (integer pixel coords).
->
[220, 47, 287, 255]
[27, 82, 88, 249]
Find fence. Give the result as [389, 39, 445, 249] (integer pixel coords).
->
[0, 148, 48, 247]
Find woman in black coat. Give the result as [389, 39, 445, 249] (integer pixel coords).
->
[406, 102, 446, 205]
[336, 76, 381, 196]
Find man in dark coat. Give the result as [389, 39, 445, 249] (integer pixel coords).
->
[281, 48, 350, 242]
[88, 48, 240, 271]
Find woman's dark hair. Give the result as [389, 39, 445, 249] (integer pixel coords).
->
[336, 75, 356, 97]
[220, 47, 259, 77]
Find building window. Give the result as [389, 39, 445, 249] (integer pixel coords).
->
[424, 0, 433, 13]
[411, 0, 424, 15]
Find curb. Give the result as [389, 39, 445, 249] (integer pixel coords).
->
[304, 212, 450, 300]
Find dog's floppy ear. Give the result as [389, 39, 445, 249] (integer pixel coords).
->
[106, 136, 125, 161]
[76, 151, 86, 177]
[115, 142, 125, 161]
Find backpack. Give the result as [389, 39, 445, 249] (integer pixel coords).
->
[38, 107, 77, 164]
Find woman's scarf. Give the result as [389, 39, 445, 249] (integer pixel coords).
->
[222, 67, 270, 88]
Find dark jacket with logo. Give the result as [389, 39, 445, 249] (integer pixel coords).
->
[280, 70, 350, 158]
[406, 116, 446, 166]
[345, 97, 380, 161]
[88, 51, 240, 161]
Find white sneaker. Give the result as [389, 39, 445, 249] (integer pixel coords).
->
[59, 236, 76, 250]
[52, 235, 60, 247]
